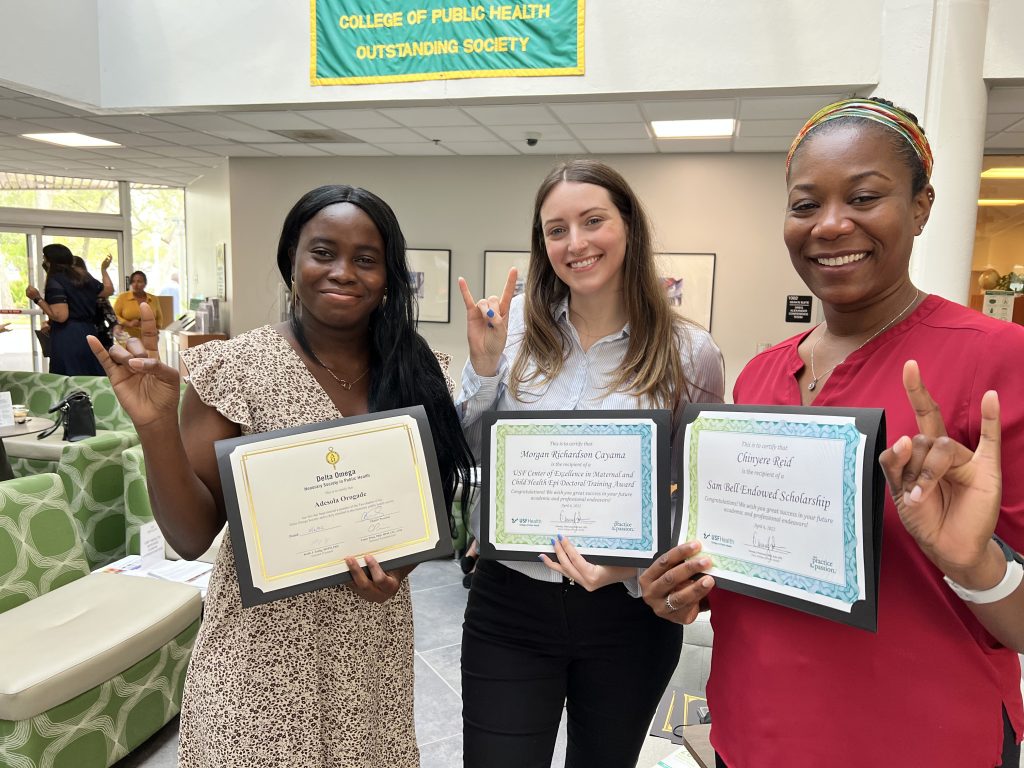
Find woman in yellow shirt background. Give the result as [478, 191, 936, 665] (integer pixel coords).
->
[114, 270, 163, 339]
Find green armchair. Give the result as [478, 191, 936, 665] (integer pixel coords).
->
[0, 473, 202, 768]
[7, 432, 139, 568]
[0, 370, 65, 418]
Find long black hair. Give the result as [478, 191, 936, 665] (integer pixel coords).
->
[42, 243, 87, 287]
[276, 185, 475, 529]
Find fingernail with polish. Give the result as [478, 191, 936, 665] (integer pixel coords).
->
[487, 322, 493, 328]
[550, 538, 556, 547]
[557, 533, 563, 541]
[486, 309, 495, 318]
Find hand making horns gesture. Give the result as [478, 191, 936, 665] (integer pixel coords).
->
[879, 360, 1003, 582]
[458, 267, 518, 377]
[86, 301, 181, 430]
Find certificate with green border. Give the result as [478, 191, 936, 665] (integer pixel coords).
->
[215, 406, 452, 607]
[478, 410, 672, 566]
[680, 404, 884, 632]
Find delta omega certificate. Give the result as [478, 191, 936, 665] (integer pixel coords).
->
[215, 406, 451, 607]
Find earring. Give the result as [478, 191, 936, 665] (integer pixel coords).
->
[380, 288, 388, 309]
[291, 278, 302, 320]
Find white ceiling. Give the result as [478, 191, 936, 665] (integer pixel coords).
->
[0, 85, 1022, 187]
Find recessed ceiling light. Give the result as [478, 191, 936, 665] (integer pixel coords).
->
[20, 132, 122, 148]
[977, 199, 1024, 206]
[650, 119, 736, 139]
[980, 168, 1024, 179]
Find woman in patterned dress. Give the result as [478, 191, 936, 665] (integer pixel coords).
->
[89, 185, 475, 767]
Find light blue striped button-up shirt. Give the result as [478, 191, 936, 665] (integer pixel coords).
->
[457, 293, 725, 588]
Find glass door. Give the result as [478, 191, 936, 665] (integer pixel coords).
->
[0, 227, 41, 371]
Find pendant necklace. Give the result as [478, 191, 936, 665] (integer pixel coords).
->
[807, 290, 920, 392]
[310, 350, 368, 391]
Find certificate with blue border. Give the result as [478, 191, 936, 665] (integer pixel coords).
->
[679, 404, 884, 632]
[478, 410, 672, 566]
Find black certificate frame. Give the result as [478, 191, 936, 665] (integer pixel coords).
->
[215, 405, 453, 607]
[478, 409, 673, 567]
[679, 403, 885, 632]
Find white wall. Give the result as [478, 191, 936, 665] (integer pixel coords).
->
[225, 153, 808, 400]
[0, 0, 100, 104]
[184, 161, 232, 329]
[984, 0, 1024, 79]
[95, 1, 880, 108]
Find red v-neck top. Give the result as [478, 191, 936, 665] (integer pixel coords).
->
[708, 294, 1024, 767]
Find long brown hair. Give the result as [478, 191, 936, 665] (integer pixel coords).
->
[510, 159, 694, 408]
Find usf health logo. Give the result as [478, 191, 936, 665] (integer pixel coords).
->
[325, 447, 340, 469]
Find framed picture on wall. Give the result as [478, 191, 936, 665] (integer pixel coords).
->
[655, 252, 716, 331]
[483, 250, 530, 300]
[406, 248, 451, 324]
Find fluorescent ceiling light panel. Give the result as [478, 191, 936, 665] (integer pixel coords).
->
[650, 119, 736, 138]
[980, 168, 1024, 179]
[977, 199, 1024, 206]
[21, 132, 122, 148]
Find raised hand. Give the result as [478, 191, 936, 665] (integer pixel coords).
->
[539, 534, 636, 591]
[638, 541, 715, 624]
[879, 360, 1002, 584]
[87, 301, 181, 430]
[458, 268, 518, 377]
[101, 254, 113, 270]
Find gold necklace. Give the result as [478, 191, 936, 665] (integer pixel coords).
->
[808, 290, 921, 392]
[309, 350, 368, 391]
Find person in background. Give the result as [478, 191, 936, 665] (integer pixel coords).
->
[89, 184, 475, 767]
[114, 270, 163, 339]
[641, 97, 1024, 768]
[159, 269, 181, 317]
[25, 244, 113, 375]
[73, 255, 118, 349]
[457, 159, 724, 767]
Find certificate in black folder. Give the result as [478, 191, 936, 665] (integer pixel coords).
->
[679, 403, 885, 632]
[478, 409, 673, 567]
[215, 406, 452, 607]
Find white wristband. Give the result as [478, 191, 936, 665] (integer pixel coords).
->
[944, 560, 1024, 604]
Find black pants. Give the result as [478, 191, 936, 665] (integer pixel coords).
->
[462, 559, 682, 768]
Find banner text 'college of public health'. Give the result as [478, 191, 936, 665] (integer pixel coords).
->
[312, 1, 584, 85]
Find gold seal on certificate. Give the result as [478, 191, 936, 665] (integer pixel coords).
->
[215, 406, 452, 607]
[478, 409, 673, 567]
[679, 404, 885, 631]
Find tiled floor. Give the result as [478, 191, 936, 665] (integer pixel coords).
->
[114, 562, 1024, 768]
[115, 558, 576, 768]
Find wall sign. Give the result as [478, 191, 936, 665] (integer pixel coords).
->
[312, 0, 585, 85]
[786, 295, 812, 323]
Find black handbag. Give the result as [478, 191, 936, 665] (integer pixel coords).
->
[38, 390, 97, 442]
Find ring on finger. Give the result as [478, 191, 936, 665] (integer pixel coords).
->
[665, 593, 677, 612]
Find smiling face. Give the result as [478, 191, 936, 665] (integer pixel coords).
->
[784, 122, 933, 312]
[291, 202, 387, 334]
[539, 181, 628, 300]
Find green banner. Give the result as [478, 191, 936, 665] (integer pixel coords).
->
[311, 1, 584, 85]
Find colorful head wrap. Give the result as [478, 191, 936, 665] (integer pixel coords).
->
[785, 98, 933, 181]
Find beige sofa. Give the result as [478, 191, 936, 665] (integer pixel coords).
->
[0, 473, 202, 768]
